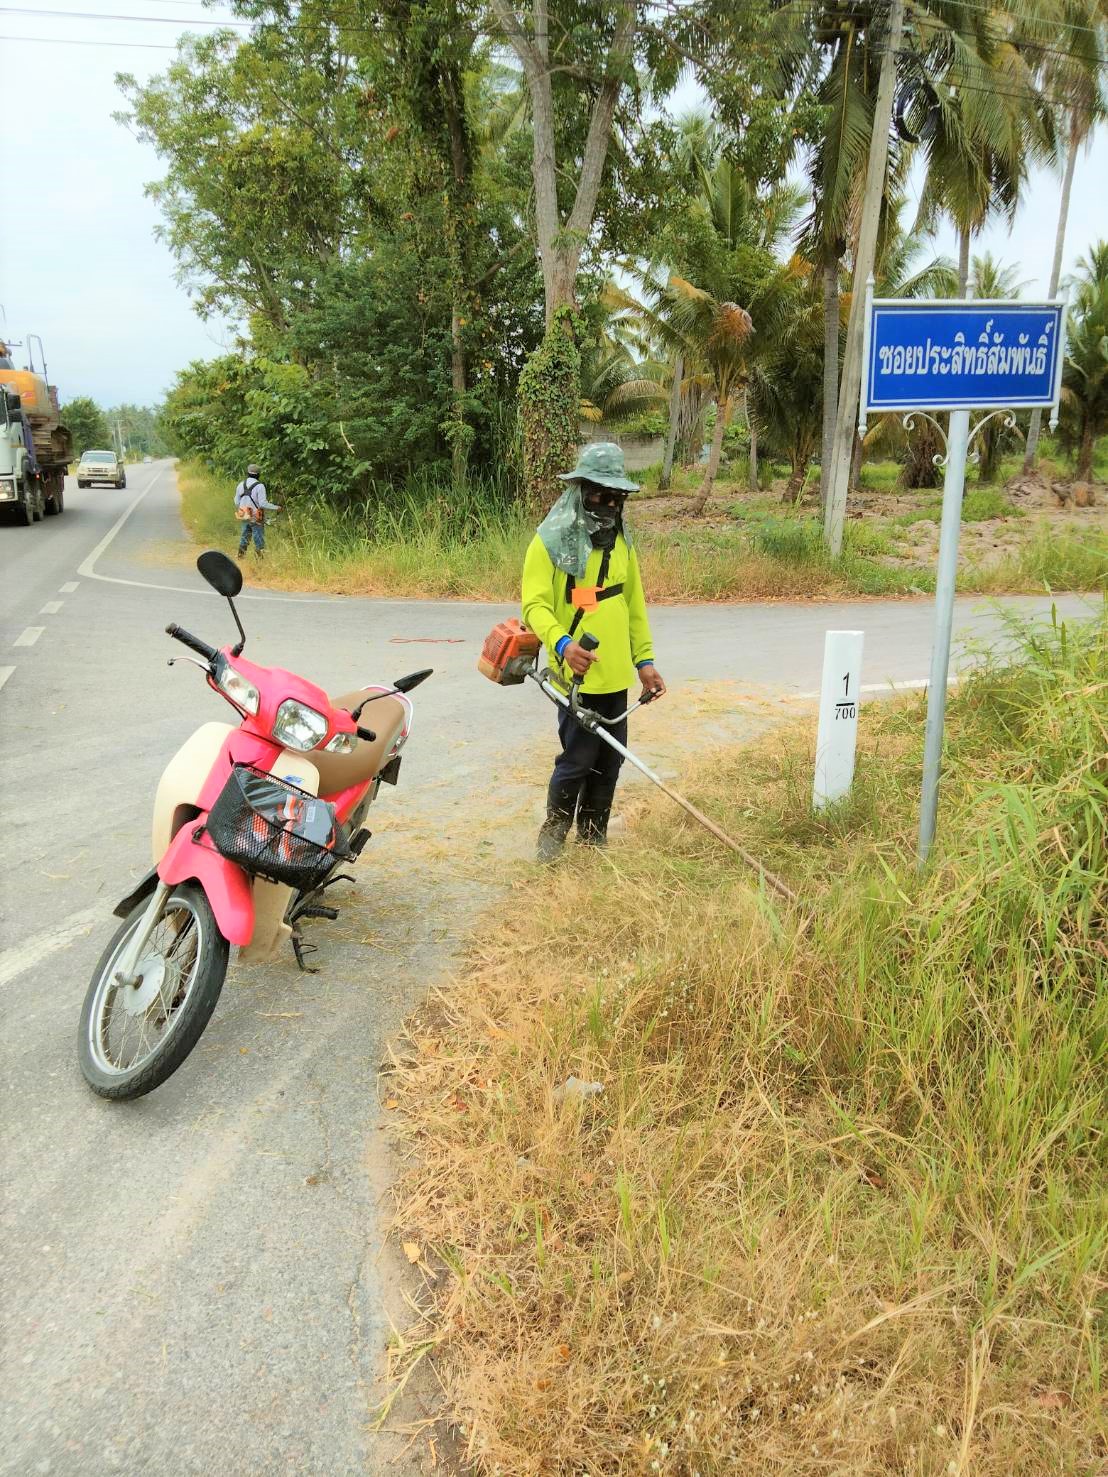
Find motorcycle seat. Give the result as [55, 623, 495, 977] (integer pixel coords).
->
[309, 691, 408, 794]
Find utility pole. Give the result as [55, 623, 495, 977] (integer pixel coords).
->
[823, 0, 906, 558]
[1023, 122, 1078, 472]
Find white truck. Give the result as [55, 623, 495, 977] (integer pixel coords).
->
[0, 341, 71, 524]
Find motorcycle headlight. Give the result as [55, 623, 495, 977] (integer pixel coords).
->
[216, 664, 260, 715]
[323, 731, 357, 754]
[273, 698, 329, 751]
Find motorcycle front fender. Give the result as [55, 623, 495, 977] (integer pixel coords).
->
[113, 866, 160, 919]
[157, 823, 254, 946]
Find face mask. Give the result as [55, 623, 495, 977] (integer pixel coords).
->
[581, 486, 623, 546]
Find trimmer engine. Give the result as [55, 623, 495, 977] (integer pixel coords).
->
[477, 619, 542, 685]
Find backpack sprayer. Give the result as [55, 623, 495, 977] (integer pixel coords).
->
[478, 619, 799, 907]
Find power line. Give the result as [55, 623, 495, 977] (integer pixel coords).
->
[0, 4, 249, 20]
[4, 3, 1103, 69]
[0, 27, 178, 41]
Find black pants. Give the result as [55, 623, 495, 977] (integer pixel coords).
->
[547, 689, 627, 837]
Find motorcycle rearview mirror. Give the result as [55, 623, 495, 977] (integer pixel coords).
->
[196, 550, 247, 655]
[349, 669, 434, 721]
[197, 550, 242, 598]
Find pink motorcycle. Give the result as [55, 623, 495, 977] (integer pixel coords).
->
[78, 551, 431, 1100]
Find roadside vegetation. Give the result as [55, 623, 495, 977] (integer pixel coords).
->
[178, 459, 1106, 601]
[60, 395, 168, 461]
[389, 605, 1107, 1474]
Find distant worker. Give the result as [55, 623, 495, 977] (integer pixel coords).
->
[234, 463, 280, 559]
[522, 442, 665, 862]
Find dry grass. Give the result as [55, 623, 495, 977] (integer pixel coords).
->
[386, 605, 1107, 1475]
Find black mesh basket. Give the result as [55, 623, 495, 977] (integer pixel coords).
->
[204, 764, 346, 892]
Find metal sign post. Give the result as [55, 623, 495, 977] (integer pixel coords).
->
[858, 279, 1068, 866]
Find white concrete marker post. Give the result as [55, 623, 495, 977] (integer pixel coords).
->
[813, 630, 865, 811]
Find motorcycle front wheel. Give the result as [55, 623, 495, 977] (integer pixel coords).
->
[78, 882, 229, 1100]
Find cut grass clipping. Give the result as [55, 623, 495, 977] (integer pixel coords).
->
[176, 461, 1106, 602]
[390, 602, 1106, 1475]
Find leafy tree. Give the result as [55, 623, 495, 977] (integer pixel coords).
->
[749, 258, 824, 500]
[110, 404, 170, 458]
[1059, 240, 1108, 481]
[61, 397, 111, 455]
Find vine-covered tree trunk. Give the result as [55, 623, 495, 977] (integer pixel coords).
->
[748, 420, 759, 491]
[519, 306, 582, 511]
[689, 395, 729, 515]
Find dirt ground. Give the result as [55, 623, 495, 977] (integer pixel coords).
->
[631, 466, 1107, 575]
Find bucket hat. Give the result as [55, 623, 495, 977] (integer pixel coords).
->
[557, 441, 639, 493]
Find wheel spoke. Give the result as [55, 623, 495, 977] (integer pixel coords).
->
[89, 900, 207, 1077]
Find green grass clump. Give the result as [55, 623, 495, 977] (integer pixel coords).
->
[392, 602, 1108, 1476]
[965, 525, 1108, 594]
[895, 487, 1022, 525]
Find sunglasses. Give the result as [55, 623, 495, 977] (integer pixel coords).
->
[581, 485, 626, 510]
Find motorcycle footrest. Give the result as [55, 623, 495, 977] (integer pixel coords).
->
[297, 904, 339, 922]
[349, 828, 372, 856]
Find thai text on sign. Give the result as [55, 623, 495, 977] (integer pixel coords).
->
[864, 302, 1064, 413]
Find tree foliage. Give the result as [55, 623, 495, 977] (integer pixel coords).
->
[125, 0, 1105, 514]
[1060, 240, 1108, 481]
[60, 397, 112, 455]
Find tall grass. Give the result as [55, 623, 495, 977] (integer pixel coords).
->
[177, 461, 533, 599]
[391, 605, 1107, 1474]
[176, 462, 1106, 602]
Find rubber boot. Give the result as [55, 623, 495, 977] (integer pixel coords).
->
[536, 811, 573, 863]
[576, 805, 612, 848]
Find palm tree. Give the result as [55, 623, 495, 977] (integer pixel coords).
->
[611, 274, 757, 515]
[1022, 0, 1107, 471]
[649, 119, 805, 491]
[912, 3, 1059, 290]
[749, 257, 824, 500]
[1059, 241, 1108, 481]
[579, 302, 667, 425]
[967, 255, 1029, 481]
[666, 283, 755, 514]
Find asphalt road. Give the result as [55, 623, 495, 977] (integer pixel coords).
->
[0, 462, 1097, 1476]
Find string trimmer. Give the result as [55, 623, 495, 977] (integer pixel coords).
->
[478, 620, 799, 907]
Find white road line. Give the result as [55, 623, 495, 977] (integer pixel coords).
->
[13, 627, 43, 648]
[59, 581, 79, 594]
[76, 470, 165, 583]
[40, 600, 63, 615]
[0, 906, 104, 989]
[0, 666, 14, 693]
[74, 462, 344, 605]
[790, 676, 957, 701]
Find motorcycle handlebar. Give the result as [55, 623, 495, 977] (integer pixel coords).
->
[165, 623, 218, 664]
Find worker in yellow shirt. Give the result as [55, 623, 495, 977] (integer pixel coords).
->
[522, 442, 666, 862]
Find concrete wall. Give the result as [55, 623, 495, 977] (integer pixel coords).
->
[579, 427, 664, 471]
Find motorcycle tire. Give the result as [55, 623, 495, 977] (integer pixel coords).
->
[78, 882, 229, 1100]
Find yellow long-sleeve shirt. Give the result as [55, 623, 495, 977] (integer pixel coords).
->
[521, 533, 655, 694]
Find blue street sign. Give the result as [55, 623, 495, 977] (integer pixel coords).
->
[862, 300, 1065, 418]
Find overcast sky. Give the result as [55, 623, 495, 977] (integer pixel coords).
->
[2, 3, 1106, 409]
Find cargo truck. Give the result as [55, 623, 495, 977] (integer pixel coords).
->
[0, 340, 72, 523]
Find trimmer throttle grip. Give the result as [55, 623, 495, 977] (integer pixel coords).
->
[579, 633, 600, 652]
[166, 623, 218, 663]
